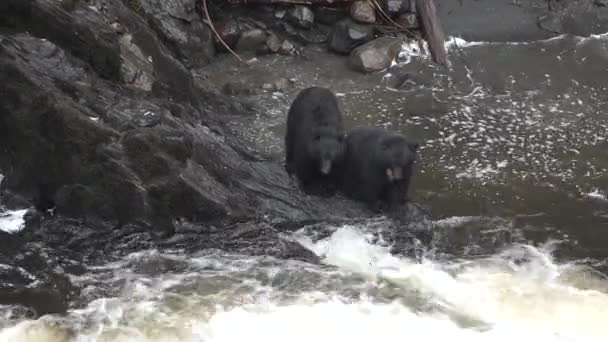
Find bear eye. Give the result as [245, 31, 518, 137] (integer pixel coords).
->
[381, 143, 390, 150]
[314, 135, 321, 141]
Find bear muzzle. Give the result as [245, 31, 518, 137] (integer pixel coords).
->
[386, 166, 403, 182]
[320, 160, 332, 175]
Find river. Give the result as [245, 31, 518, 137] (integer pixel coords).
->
[1, 33, 608, 341]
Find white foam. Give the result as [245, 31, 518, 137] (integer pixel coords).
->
[295, 226, 608, 342]
[0, 209, 28, 233]
[585, 189, 607, 202]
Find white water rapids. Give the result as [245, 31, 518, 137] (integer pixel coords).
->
[1, 220, 607, 342]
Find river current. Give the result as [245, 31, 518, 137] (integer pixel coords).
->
[1, 33, 608, 341]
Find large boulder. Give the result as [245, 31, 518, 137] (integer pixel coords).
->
[349, 37, 403, 72]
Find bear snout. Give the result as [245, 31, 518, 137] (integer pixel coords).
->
[320, 159, 332, 175]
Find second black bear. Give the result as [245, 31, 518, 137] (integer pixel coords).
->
[285, 87, 346, 193]
[340, 127, 419, 211]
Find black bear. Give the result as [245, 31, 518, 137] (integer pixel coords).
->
[340, 127, 419, 211]
[284, 87, 346, 194]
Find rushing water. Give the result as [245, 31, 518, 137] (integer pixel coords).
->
[2, 34, 608, 340]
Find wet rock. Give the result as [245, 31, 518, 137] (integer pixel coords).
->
[235, 29, 268, 52]
[279, 39, 296, 55]
[350, 1, 376, 24]
[288, 6, 315, 29]
[214, 18, 241, 51]
[313, 6, 348, 25]
[396, 12, 418, 29]
[118, 34, 155, 91]
[0, 243, 78, 318]
[328, 18, 375, 54]
[266, 33, 282, 53]
[349, 37, 403, 72]
[135, 0, 215, 67]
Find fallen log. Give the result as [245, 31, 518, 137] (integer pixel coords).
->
[415, 0, 448, 66]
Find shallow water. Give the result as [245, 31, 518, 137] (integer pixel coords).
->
[2, 34, 608, 340]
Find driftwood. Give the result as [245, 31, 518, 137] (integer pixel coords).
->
[415, 0, 448, 66]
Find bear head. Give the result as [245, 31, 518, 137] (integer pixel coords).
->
[308, 126, 346, 175]
[376, 134, 419, 182]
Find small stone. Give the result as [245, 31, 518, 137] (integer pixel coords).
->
[328, 18, 375, 54]
[262, 83, 273, 90]
[350, 1, 376, 24]
[266, 34, 281, 53]
[396, 12, 418, 29]
[279, 40, 295, 55]
[273, 78, 289, 92]
[215, 19, 241, 51]
[349, 37, 403, 73]
[288, 6, 315, 29]
[235, 29, 267, 52]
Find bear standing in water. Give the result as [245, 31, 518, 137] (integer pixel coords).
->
[340, 127, 419, 211]
[285, 87, 346, 194]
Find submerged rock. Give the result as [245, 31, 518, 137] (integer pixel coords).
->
[328, 18, 375, 54]
[349, 37, 403, 72]
[350, 1, 377, 24]
[288, 6, 315, 29]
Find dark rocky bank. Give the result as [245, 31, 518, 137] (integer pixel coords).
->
[0, 0, 606, 318]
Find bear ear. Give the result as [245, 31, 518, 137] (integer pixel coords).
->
[408, 142, 420, 152]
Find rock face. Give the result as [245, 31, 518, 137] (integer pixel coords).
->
[328, 18, 375, 54]
[349, 37, 403, 72]
[350, 1, 376, 24]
